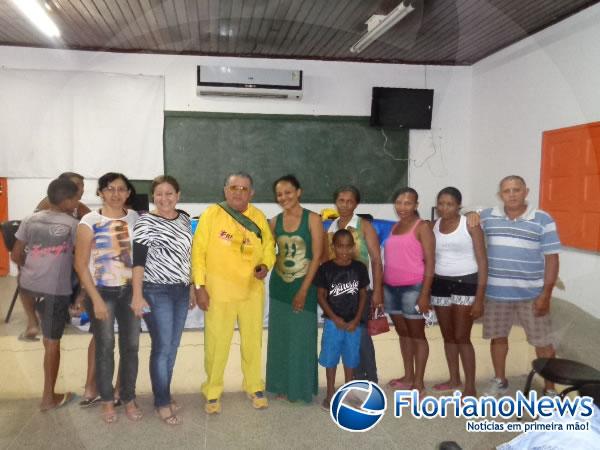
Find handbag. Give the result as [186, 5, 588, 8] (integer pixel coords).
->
[367, 305, 390, 336]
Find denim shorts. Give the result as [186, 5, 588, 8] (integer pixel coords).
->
[318, 319, 361, 369]
[384, 283, 422, 319]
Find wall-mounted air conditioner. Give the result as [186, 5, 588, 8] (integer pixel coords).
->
[197, 66, 303, 100]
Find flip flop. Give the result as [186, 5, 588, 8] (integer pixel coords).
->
[79, 395, 102, 408]
[432, 382, 462, 392]
[56, 392, 75, 410]
[18, 332, 40, 342]
[40, 392, 75, 412]
[156, 407, 182, 425]
[102, 408, 118, 424]
[124, 401, 143, 421]
[388, 379, 412, 389]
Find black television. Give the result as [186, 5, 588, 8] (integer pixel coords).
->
[370, 87, 434, 129]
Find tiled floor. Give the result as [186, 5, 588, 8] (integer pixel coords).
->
[0, 275, 544, 449]
[0, 387, 526, 450]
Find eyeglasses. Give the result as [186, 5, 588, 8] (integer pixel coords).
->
[227, 185, 250, 192]
[103, 186, 129, 194]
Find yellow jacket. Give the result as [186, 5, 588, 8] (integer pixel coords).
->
[192, 203, 275, 302]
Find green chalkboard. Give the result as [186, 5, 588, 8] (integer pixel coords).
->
[164, 111, 409, 203]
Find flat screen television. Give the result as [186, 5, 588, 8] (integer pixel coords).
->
[370, 87, 434, 129]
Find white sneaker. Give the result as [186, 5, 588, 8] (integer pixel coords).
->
[483, 378, 508, 397]
[542, 389, 559, 398]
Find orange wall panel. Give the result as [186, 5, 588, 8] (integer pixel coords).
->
[541, 121, 600, 251]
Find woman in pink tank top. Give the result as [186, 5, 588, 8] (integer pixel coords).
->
[383, 188, 435, 396]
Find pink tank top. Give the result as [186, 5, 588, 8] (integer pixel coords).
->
[384, 220, 425, 286]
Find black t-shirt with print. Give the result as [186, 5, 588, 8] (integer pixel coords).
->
[313, 260, 370, 322]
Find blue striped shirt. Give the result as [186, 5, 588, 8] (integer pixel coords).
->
[481, 206, 560, 301]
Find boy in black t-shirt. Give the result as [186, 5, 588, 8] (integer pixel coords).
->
[314, 229, 369, 410]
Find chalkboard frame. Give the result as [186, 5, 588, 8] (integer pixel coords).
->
[163, 111, 409, 203]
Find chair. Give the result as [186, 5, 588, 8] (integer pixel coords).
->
[1, 220, 22, 323]
[578, 382, 600, 407]
[523, 357, 600, 398]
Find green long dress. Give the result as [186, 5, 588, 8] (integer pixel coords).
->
[266, 208, 318, 402]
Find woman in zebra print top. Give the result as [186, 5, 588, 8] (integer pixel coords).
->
[131, 175, 193, 425]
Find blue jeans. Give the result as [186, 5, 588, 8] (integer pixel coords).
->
[142, 283, 189, 408]
[85, 285, 140, 403]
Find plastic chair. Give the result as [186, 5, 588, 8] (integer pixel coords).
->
[523, 357, 600, 398]
[1, 220, 21, 323]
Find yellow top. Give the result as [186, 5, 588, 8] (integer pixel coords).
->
[192, 203, 275, 302]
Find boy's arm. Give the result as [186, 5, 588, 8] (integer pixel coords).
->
[10, 239, 27, 266]
[347, 287, 367, 332]
[317, 287, 345, 329]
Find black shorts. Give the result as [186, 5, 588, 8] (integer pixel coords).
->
[34, 293, 70, 340]
[430, 273, 478, 307]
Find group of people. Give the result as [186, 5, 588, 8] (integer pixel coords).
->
[12, 170, 561, 424]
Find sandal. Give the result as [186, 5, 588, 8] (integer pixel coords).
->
[18, 332, 40, 342]
[124, 401, 143, 421]
[40, 392, 75, 412]
[388, 378, 412, 389]
[156, 407, 182, 425]
[170, 400, 181, 412]
[433, 382, 462, 392]
[79, 395, 101, 408]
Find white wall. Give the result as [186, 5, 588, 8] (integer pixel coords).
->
[1, 46, 472, 223]
[469, 3, 600, 317]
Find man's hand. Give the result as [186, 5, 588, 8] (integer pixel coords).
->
[195, 286, 210, 311]
[466, 212, 481, 228]
[253, 264, 268, 280]
[533, 295, 550, 317]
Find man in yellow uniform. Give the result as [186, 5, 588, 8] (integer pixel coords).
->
[192, 172, 275, 414]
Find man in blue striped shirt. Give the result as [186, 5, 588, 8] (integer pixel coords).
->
[480, 175, 560, 397]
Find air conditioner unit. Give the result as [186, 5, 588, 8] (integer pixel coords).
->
[197, 66, 303, 100]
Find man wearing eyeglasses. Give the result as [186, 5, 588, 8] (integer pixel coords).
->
[192, 172, 275, 414]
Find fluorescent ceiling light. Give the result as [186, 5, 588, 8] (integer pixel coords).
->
[350, 2, 415, 54]
[12, 0, 61, 38]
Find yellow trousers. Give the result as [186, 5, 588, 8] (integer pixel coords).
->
[201, 297, 265, 400]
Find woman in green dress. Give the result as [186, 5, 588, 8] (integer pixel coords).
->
[266, 175, 324, 402]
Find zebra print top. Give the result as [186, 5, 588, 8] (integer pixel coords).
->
[132, 210, 192, 284]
